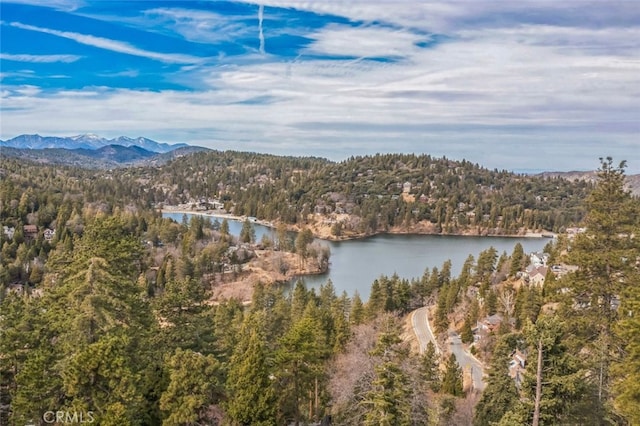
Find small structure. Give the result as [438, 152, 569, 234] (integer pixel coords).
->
[23, 224, 38, 241]
[44, 228, 56, 242]
[530, 252, 550, 268]
[3, 225, 15, 240]
[477, 314, 503, 333]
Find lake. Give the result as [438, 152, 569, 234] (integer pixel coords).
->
[162, 212, 549, 300]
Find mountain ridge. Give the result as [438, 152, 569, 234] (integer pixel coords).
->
[0, 144, 209, 168]
[0, 133, 188, 153]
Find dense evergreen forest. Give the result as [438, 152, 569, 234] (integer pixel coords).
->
[147, 151, 592, 235]
[0, 153, 638, 425]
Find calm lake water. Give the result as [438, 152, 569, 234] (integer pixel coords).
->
[163, 212, 549, 300]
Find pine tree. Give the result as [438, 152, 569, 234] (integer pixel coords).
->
[363, 316, 412, 426]
[473, 333, 520, 426]
[510, 242, 524, 276]
[460, 315, 474, 344]
[275, 310, 326, 425]
[501, 315, 588, 425]
[613, 278, 640, 424]
[441, 354, 463, 397]
[564, 158, 639, 419]
[160, 348, 223, 426]
[350, 291, 365, 325]
[420, 341, 440, 392]
[239, 219, 255, 243]
[226, 314, 277, 425]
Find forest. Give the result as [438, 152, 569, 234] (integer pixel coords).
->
[0, 153, 638, 425]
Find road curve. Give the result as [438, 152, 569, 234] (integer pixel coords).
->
[411, 307, 486, 391]
[411, 306, 440, 355]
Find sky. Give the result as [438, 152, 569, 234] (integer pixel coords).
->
[1, 1, 639, 173]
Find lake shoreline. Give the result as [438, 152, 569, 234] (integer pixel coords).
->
[160, 207, 555, 241]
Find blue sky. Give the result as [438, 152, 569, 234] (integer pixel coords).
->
[1, 0, 639, 173]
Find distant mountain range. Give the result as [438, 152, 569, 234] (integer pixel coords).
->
[0, 134, 188, 153]
[0, 134, 208, 168]
[538, 170, 640, 196]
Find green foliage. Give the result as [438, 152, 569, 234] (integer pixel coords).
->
[562, 158, 640, 421]
[441, 354, 463, 397]
[501, 315, 588, 425]
[420, 341, 441, 392]
[225, 315, 277, 425]
[160, 348, 223, 426]
[350, 290, 365, 325]
[460, 315, 474, 344]
[239, 219, 255, 243]
[510, 242, 524, 276]
[473, 333, 520, 426]
[275, 310, 326, 424]
[363, 317, 412, 426]
[612, 281, 640, 424]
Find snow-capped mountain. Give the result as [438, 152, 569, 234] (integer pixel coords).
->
[0, 134, 188, 153]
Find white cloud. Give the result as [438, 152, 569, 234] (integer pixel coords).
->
[0, 53, 82, 63]
[6, 0, 84, 11]
[7, 21, 201, 64]
[143, 8, 253, 44]
[304, 24, 427, 58]
[2, 1, 639, 172]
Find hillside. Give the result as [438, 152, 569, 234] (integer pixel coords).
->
[141, 151, 594, 236]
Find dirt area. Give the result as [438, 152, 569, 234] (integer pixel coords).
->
[208, 250, 326, 303]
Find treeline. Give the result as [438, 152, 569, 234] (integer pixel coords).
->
[1, 149, 593, 239]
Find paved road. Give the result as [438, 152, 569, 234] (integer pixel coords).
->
[411, 306, 440, 355]
[411, 307, 486, 391]
[448, 331, 486, 391]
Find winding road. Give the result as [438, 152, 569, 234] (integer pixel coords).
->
[411, 307, 486, 391]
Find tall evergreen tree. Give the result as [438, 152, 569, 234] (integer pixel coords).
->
[564, 158, 639, 419]
[226, 313, 277, 425]
[441, 354, 463, 397]
[160, 348, 223, 426]
[363, 316, 412, 426]
[474, 333, 520, 426]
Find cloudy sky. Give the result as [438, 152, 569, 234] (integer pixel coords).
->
[1, 0, 639, 172]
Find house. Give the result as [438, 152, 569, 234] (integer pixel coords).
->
[44, 228, 56, 242]
[402, 181, 412, 193]
[530, 252, 550, 268]
[3, 225, 15, 240]
[477, 314, 503, 333]
[525, 265, 548, 287]
[23, 225, 38, 241]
